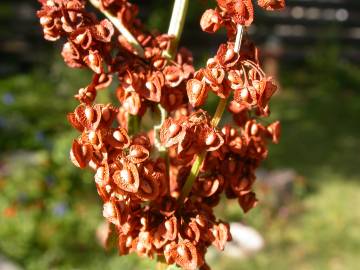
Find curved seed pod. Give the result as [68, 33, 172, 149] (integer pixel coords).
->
[107, 128, 130, 149]
[160, 118, 185, 148]
[238, 191, 258, 213]
[132, 133, 152, 151]
[217, 0, 254, 26]
[216, 43, 239, 68]
[200, 9, 222, 33]
[226, 69, 243, 90]
[92, 73, 113, 90]
[158, 216, 178, 243]
[230, 175, 254, 196]
[163, 65, 184, 87]
[84, 50, 103, 74]
[202, 129, 224, 152]
[186, 79, 208, 107]
[195, 175, 224, 198]
[257, 77, 277, 109]
[135, 176, 160, 201]
[70, 27, 92, 50]
[210, 222, 231, 251]
[99, 104, 118, 128]
[127, 145, 149, 164]
[91, 19, 114, 43]
[141, 71, 164, 102]
[70, 140, 93, 168]
[160, 87, 187, 112]
[113, 162, 139, 193]
[75, 85, 97, 104]
[228, 135, 246, 154]
[121, 91, 142, 116]
[181, 220, 201, 244]
[67, 112, 84, 132]
[204, 62, 225, 86]
[95, 163, 110, 186]
[267, 121, 281, 144]
[103, 201, 119, 226]
[132, 231, 152, 256]
[74, 104, 102, 130]
[61, 41, 83, 68]
[171, 240, 199, 270]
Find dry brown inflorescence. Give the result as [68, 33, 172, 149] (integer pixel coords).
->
[37, 0, 285, 269]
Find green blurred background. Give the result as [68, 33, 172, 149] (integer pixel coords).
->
[1, 1, 360, 269]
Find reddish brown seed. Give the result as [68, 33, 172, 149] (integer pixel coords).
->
[113, 130, 124, 142]
[250, 123, 258, 136]
[88, 131, 97, 144]
[168, 123, 181, 138]
[102, 107, 110, 122]
[120, 169, 133, 183]
[205, 132, 217, 146]
[177, 245, 186, 257]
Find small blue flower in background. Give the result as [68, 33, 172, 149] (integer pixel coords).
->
[53, 202, 68, 217]
[2, 93, 15, 105]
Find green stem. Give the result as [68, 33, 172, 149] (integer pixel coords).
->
[163, 0, 189, 59]
[155, 0, 189, 155]
[179, 98, 228, 203]
[128, 114, 140, 135]
[89, 0, 145, 58]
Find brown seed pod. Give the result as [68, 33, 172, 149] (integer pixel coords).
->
[216, 43, 239, 68]
[170, 240, 199, 270]
[95, 163, 110, 186]
[107, 127, 130, 149]
[267, 121, 281, 144]
[70, 139, 93, 168]
[61, 42, 83, 68]
[99, 104, 118, 128]
[200, 9, 222, 33]
[135, 175, 160, 201]
[238, 191, 258, 213]
[70, 27, 92, 50]
[84, 50, 103, 74]
[159, 216, 178, 242]
[103, 201, 120, 226]
[202, 129, 224, 152]
[92, 73, 113, 90]
[160, 118, 185, 148]
[74, 85, 97, 104]
[127, 145, 149, 164]
[163, 65, 184, 87]
[141, 71, 165, 102]
[91, 19, 114, 43]
[186, 79, 208, 107]
[132, 133, 152, 151]
[210, 222, 231, 251]
[217, 0, 254, 26]
[180, 220, 201, 244]
[113, 162, 140, 193]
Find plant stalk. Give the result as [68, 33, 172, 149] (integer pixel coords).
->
[179, 25, 244, 203]
[163, 0, 189, 59]
[178, 98, 228, 203]
[89, 0, 145, 57]
[155, 0, 189, 156]
[156, 2, 189, 268]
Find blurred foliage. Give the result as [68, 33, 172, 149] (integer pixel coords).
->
[1, 1, 360, 269]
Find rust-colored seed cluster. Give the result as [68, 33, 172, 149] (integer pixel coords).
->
[37, 0, 285, 269]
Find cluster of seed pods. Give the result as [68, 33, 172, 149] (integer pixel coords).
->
[37, 0, 285, 269]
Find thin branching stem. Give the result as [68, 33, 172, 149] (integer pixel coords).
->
[179, 25, 245, 204]
[89, 0, 145, 57]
